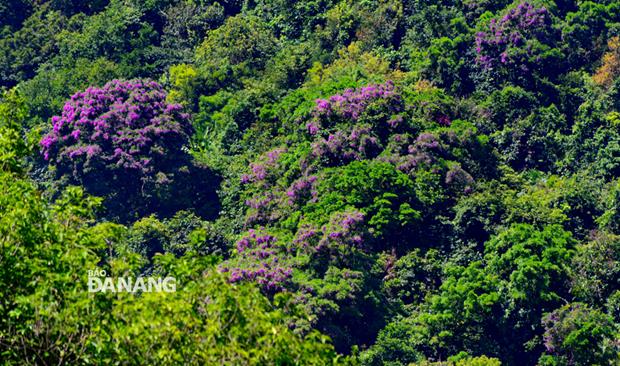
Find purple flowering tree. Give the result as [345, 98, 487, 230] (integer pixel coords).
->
[229, 81, 495, 350]
[311, 125, 381, 165]
[312, 81, 400, 122]
[221, 209, 367, 292]
[541, 303, 619, 365]
[475, 2, 557, 79]
[304, 81, 404, 167]
[220, 228, 294, 292]
[41, 79, 192, 173]
[40, 79, 218, 221]
[293, 210, 366, 256]
[239, 82, 484, 229]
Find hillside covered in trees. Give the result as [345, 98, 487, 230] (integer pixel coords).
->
[1, 0, 620, 365]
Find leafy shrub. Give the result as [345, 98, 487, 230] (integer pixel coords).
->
[539, 303, 619, 366]
[474, 1, 561, 85]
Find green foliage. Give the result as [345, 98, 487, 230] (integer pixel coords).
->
[562, 1, 620, 70]
[491, 104, 567, 171]
[480, 85, 538, 133]
[0, 6, 68, 88]
[539, 303, 620, 366]
[598, 179, 620, 233]
[561, 98, 620, 178]
[0, 171, 347, 365]
[55, 0, 154, 70]
[305, 160, 421, 243]
[4, 0, 620, 364]
[0, 89, 38, 173]
[570, 232, 620, 305]
[19, 57, 123, 120]
[157, 0, 225, 66]
[0, 174, 111, 364]
[103, 259, 347, 365]
[195, 14, 277, 84]
[381, 249, 442, 309]
[0, 0, 33, 31]
[365, 224, 575, 364]
[124, 211, 228, 259]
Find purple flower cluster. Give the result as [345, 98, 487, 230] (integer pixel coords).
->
[244, 191, 286, 225]
[245, 192, 276, 210]
[221, 229, 293, 291]
[542, 303, 600, 357]
[381, 132, 443, 176]
[293, 224, 320, 249]
[437, 114, 451, 126]
[306, 121, 320, 135]
[223, 211, 366, 293]
[241, 147, 287, 185]
[311, 125, 381, 164]
[387, 115, 404, 128]
[293, 210, 366, 253]
[445, 165, 475, 193]
[304, 81, 406, 167]
[414, 133, 441, 150]
[241, 148, 293, 224]
[241, 82, 406, 217]
[313, 81, 398, 121]
[286, 175, 318, 204]
[475, 2, 549, 69]
[40, 79, 192, 175]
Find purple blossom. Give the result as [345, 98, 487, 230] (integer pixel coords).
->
[220, 229, 293, 292]
[415, 133, 441, 150]
[240, 174, 251, 184]
[312, 81, 399, 121]
[310, 125, 381, 165]
[437, 114, 451, 126]
[40, 79, 192, 177]
[251, 163, 267, 180]
[306, 121, 319, 135]
[294, 225, 319, 248]
[387, 115, 404, 128]
[445, 165, 475, 188]
[316, 210, 366, 251]
[243, 147, 288, 184]
[315, 99, 331, 113]
[475, 2, 549, 70]
[267, 147, 286, 163]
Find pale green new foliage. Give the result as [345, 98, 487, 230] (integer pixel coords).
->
[103, 254, 347, 365]
[0, 89, 38, 173]
[0, 170, 347, 365]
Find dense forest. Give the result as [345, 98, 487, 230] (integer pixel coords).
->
[1, 0, 620, 365]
